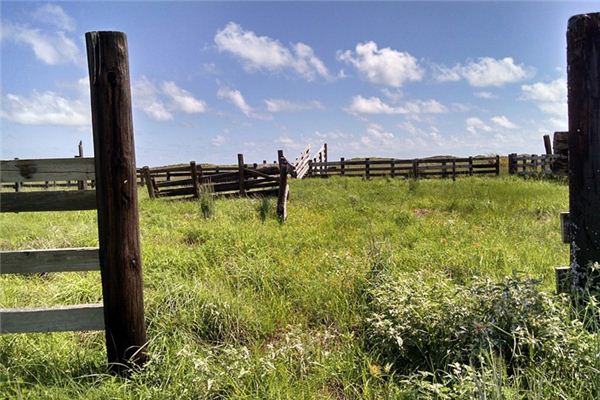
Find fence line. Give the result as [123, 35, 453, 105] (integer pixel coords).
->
[307, 155, 500, 180]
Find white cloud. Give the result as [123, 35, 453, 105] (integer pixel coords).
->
[211, 135, 226, 146]
[217, 86, 253, 117]
[161, 81, 206, 113]
[32, 4, 75, 32]
[346, 95, 447, 115]
[214, 22, 330, 80]
[491, 115, 519, 129]
[474, 91, 497, 99]
[466, 117, 492, 135]
[1, 90, 89, 126]
[264, 98, 324, 112]
[133, 77, 173, 121]
[433, 57, 532, 87]
[338, 41, 423, 87]
[521, 78, 567, 118]
[1, 22, 80, 65]
[361, 123, 394, 146]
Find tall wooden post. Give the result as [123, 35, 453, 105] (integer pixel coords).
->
[190, 161, 199, 198]
[277, 150, 288, 221]
[543, 134, 553, 155]
[237, 153, 245, 195]
[340, 157, 345, 176]
[495, 155, 500, 176]
[508, 153, 516, 175]
[390, 159, 395, 178]
[567, 13, 600, 293]
[468, 156, 473, 176]
[77, 141, 88, 190]
[412, 159, 418, 179]
[142, 167, 154, 199]
[86, 31, 147, 373]
[365, 158, 371, 179]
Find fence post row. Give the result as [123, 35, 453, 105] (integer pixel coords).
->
[86, 30, 147, 372]
[564, 13, 600, 295]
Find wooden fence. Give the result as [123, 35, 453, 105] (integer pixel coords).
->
[507, 153, 562, 176]
[307, 155, 500, 180]
[139, 153, 286, 199]
[0, 31, 146, 374]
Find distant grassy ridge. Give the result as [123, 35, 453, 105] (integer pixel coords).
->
[2, 176, 598, 399]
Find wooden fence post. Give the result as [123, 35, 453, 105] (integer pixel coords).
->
[340, 157, 345, 176]
[365, 158, 371, 179]
[391, 159, 395, 178]
[142, 167, 154, 199]
[86, 31, 147, 373]
[412, 159, 419, 179]
[77, 141, 88, 190]
[237, 153, 245, 196]
[277, 150, 288, 221]
[495, 155, 500, 176]
[468, 156, 473, 176]
[566, 13, 600, 294]
[451, 159, 456, 181]
[543, 134, 553, 155]
[190, 161, 199, 198]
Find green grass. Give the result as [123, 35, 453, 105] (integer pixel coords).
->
[1, 176, 597, 399]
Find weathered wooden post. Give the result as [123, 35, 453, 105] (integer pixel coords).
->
[451, 159, 456, 181]
[495, 155, 500, 176]
[340, 157, 345, 176]
[468, 156, 473, 176]
[142, 167, 154, 199]
[365, 158, 371, 179]
[76, 141, 88, 190]
[412, 159, 418, 180]
[565, 13, 600, 295]
[543, 134, 553, 155]
[86, 31, 147, 373]
[237, 153, 245, 196]
[390, 159, 395, 178]
[552, 131, 569, 176]
[190, 161, 199, 198]
[277, 150, 288, 221]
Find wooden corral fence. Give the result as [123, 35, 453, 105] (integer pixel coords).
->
[0, 31, 146, 374]
[1, 141, 93, 191]
[308, 155, 500, 180]
[507, 153, 560, 176]
[139, 153, 288, 199]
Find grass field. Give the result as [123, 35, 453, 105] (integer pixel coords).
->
[1, 176, 599, 399]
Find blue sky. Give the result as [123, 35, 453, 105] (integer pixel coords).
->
[1, 1, 596, 166]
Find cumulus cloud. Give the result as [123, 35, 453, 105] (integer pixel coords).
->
[214, 22, 331, 80]
[361, 123, 394, 146]
[1, 22, 80, 65]
[433, 57, 532, 87]
[521, 78, 567, 118]
[133, 78, 173, 121]
[217, 86, 253, 117]
[32, 4, 75, 32]
[491, 115, 519, 129]
[1, 90, 89, 126]
[346, 95, 447, 115]
[161, 81, 206, 113]
[338, 41, 423, 87]
[466, 117, 492, 135]
[264, 98, 324, 112]
[132, 78, 206, 120]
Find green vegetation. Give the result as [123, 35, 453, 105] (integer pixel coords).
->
[1, 176, 598, 399]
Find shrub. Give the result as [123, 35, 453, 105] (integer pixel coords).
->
[199, 183, 215, 218]
[364, 272, 600, 394]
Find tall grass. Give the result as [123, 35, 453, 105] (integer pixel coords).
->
[1, 176, 596, 399]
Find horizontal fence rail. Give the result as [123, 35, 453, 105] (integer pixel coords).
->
[0, 190, 97, 213]
[1, 158, 95, 183]
[0, 248, 100, 274]
[0, 304, 104, 334]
